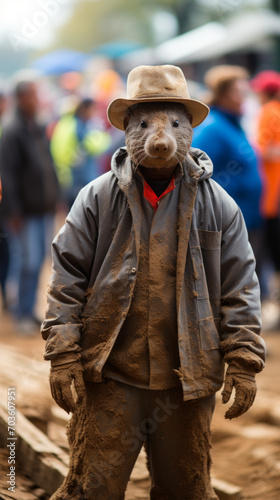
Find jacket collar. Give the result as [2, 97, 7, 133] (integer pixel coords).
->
[111, 146, 212, 187]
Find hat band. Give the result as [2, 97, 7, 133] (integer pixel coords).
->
[127, 93, 189, 100]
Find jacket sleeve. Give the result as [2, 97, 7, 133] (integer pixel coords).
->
[219, 206, 265, 373]
[41, 186, 98, 364]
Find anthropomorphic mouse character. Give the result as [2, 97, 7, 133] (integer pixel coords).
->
[42, 65, 265, 500]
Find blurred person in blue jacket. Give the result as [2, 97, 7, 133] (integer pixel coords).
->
[193, 65, 263, 283]
[50, 97, 111, 208]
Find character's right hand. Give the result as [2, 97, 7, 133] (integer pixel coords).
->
[50, 361, 85, 414]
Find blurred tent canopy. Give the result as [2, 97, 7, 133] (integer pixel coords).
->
[92, 41, 145, 60]
[44, 0, 182, 53]
[32, 49, 91, 76]
[120, 9, 280, 70]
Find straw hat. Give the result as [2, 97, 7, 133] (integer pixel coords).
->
[107, 65, 209, 130]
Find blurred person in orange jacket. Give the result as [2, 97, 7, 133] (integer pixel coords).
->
[252, 71, 280, 295]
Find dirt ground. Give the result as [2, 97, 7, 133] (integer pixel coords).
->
[1, 259, 280, 499]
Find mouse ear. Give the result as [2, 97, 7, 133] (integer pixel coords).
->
[187, 113, 193, 125]
[124, 115, 130, 130]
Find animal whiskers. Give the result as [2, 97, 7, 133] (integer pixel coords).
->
[132, 152, 148, 169]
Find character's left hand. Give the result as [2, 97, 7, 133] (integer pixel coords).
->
[222, 366, 256, 419]
[50, 361, 85, 414]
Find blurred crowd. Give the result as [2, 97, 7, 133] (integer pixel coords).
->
[0, 63, 280, 333]
[0, 66, 126, 333]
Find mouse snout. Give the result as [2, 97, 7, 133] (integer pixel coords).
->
[146, 134, 176, 159]
[154, 139, 169, 154]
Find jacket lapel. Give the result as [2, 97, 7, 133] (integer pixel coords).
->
[118, 157, 142, 259]
[176, 158, 199, 314]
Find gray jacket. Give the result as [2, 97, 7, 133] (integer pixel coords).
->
[42, 147, 265, 401]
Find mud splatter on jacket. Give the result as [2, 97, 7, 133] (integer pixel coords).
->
[41, 147, 265, 402]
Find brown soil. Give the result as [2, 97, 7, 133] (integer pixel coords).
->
[0, 261, 280, 499]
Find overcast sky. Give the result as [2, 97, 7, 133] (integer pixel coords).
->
[0, 0, 271, 54]
[0, 0, 77, 50]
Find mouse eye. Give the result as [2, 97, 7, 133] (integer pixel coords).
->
[140, 121, 147, 128]
[173, 120, 179, 128]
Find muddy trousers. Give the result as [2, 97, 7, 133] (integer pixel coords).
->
[51, 379, 218, 500]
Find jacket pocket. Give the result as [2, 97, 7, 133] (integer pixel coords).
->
[190, 229, 222, 312]
[199, 317, 220, 350]
[189, 229, 222, 350]
[196, 229, 222, 250]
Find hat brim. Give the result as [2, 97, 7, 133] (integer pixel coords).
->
[107, 97, 209, 130]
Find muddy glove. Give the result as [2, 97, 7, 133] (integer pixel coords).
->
[222, 364, 256, 420]
[50, 361, 85, 414]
